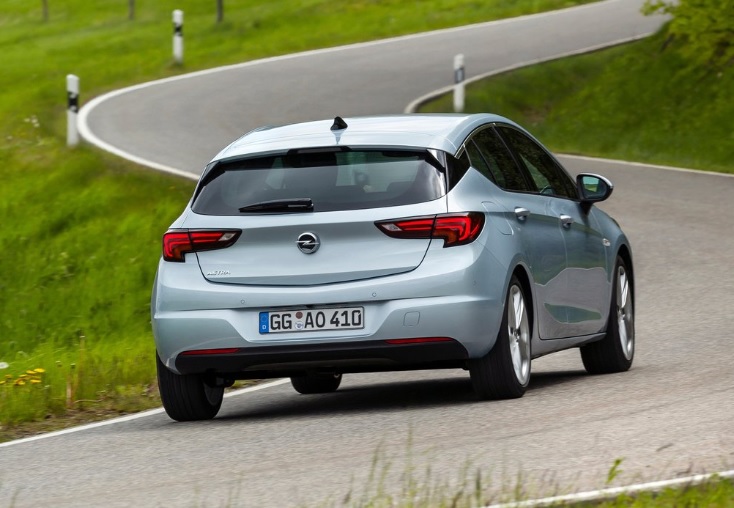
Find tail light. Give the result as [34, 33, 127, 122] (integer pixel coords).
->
[162, 229, 241, 262]
[376, 212, 484, 247]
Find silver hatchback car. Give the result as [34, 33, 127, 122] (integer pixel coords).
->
[152, 114, 634, 421]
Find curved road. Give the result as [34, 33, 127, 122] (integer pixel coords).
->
[80, 0, 662, 176]
[3, 1, 733, 507]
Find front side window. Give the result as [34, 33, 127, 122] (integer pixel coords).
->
[498, 127, 577, 199]
[192, 149, 447, 215]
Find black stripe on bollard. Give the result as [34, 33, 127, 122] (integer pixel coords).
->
[454, 67, 465, 85]
[67, 91, 79, 113]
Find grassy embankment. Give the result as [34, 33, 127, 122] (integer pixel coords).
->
[0, 0, 593, 439]
[419, 28, 734, 173]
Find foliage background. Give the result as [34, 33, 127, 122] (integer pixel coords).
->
[642, 0, 734, 69]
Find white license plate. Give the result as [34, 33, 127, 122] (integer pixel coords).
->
[259, 307, 364, 334]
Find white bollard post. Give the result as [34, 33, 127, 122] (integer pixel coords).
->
[66, 74, 80, 147]
[173, 9, 184, 64]
[453, 54, 465, 113]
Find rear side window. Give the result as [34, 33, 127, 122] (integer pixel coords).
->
[192, 149, 447, 215]
[470, 127, 531, 192]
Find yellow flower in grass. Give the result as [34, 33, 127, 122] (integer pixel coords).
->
[0, 380, 5, 385]
[30, 379, 41, 384]
[14, 379, 25, 386]
[34, 368, 46, 374]
[18, 374, 27, 379]
[4, 374, 11, 379]
[26, 370, 37, 375]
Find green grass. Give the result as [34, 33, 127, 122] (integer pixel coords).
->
[419, 29, 734, 173]
[0, 0, 592, 437]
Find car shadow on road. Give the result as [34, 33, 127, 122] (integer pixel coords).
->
[527, 369, 588, 392]
[216, 369, 589, 422]
[218, 377, 476, 421]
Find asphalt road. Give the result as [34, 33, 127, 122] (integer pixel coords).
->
[80, 0, 663, 176]
[4, 1, 733, 507]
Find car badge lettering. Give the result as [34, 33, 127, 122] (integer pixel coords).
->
[297, 232, 320, 254]
[206, 270, 231, 276]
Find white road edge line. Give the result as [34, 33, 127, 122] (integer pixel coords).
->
[486, 469, 734, 507]
[561, 153, 734, 178]
[0, 379, 290, 449]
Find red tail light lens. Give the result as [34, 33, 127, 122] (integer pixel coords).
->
[162, 229, 241, 262]
[376, 212, 484, 247]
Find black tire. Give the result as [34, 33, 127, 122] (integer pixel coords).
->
[581, 256, 634, 374]
[469, 276, 531, 400]
[290, 373, 342, 394]
[156, 352, 224, 421]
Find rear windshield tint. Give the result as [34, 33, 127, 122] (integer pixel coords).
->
[192, 149, 447, 215]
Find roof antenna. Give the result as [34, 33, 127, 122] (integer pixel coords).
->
[330, 116, 348, 131]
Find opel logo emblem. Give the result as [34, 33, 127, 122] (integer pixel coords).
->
[296, 232, 320, 254]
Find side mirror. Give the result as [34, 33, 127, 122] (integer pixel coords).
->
[577, 173, 613, 206]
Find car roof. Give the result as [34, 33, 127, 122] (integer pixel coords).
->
[212, 113, 520, 161]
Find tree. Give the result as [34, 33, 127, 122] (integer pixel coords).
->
[643, 0, 734, 69]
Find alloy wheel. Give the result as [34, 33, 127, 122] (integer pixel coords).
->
[616, 266, 634, 360]
[508, 285, 531, 385]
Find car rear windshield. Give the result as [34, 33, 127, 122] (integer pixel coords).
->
[192, 149, 447, 215]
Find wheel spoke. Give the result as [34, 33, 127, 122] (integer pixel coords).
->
[618, 315, 627, 345]
[511, 340, 521, 373]
[513, 290, 524, 330]
[618, 271, 628, 309]
[616, 267, 633, 359]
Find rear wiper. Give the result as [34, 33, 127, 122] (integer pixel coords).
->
[238, 198, 314, 213]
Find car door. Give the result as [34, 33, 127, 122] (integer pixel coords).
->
[497, 125, 608, 338]
[465, 126, 568, 340]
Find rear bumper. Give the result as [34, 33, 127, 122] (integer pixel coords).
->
[174, 339, 469, 378]
[152, 239, 509, 373]
[154, 292, 499, 374]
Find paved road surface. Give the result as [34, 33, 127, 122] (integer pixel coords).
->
[5, 1, 732, 507]
[81, 0, 663, 175]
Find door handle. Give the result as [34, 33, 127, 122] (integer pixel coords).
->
[560, 214, 574, 228]
[514, 207, 530, 221]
